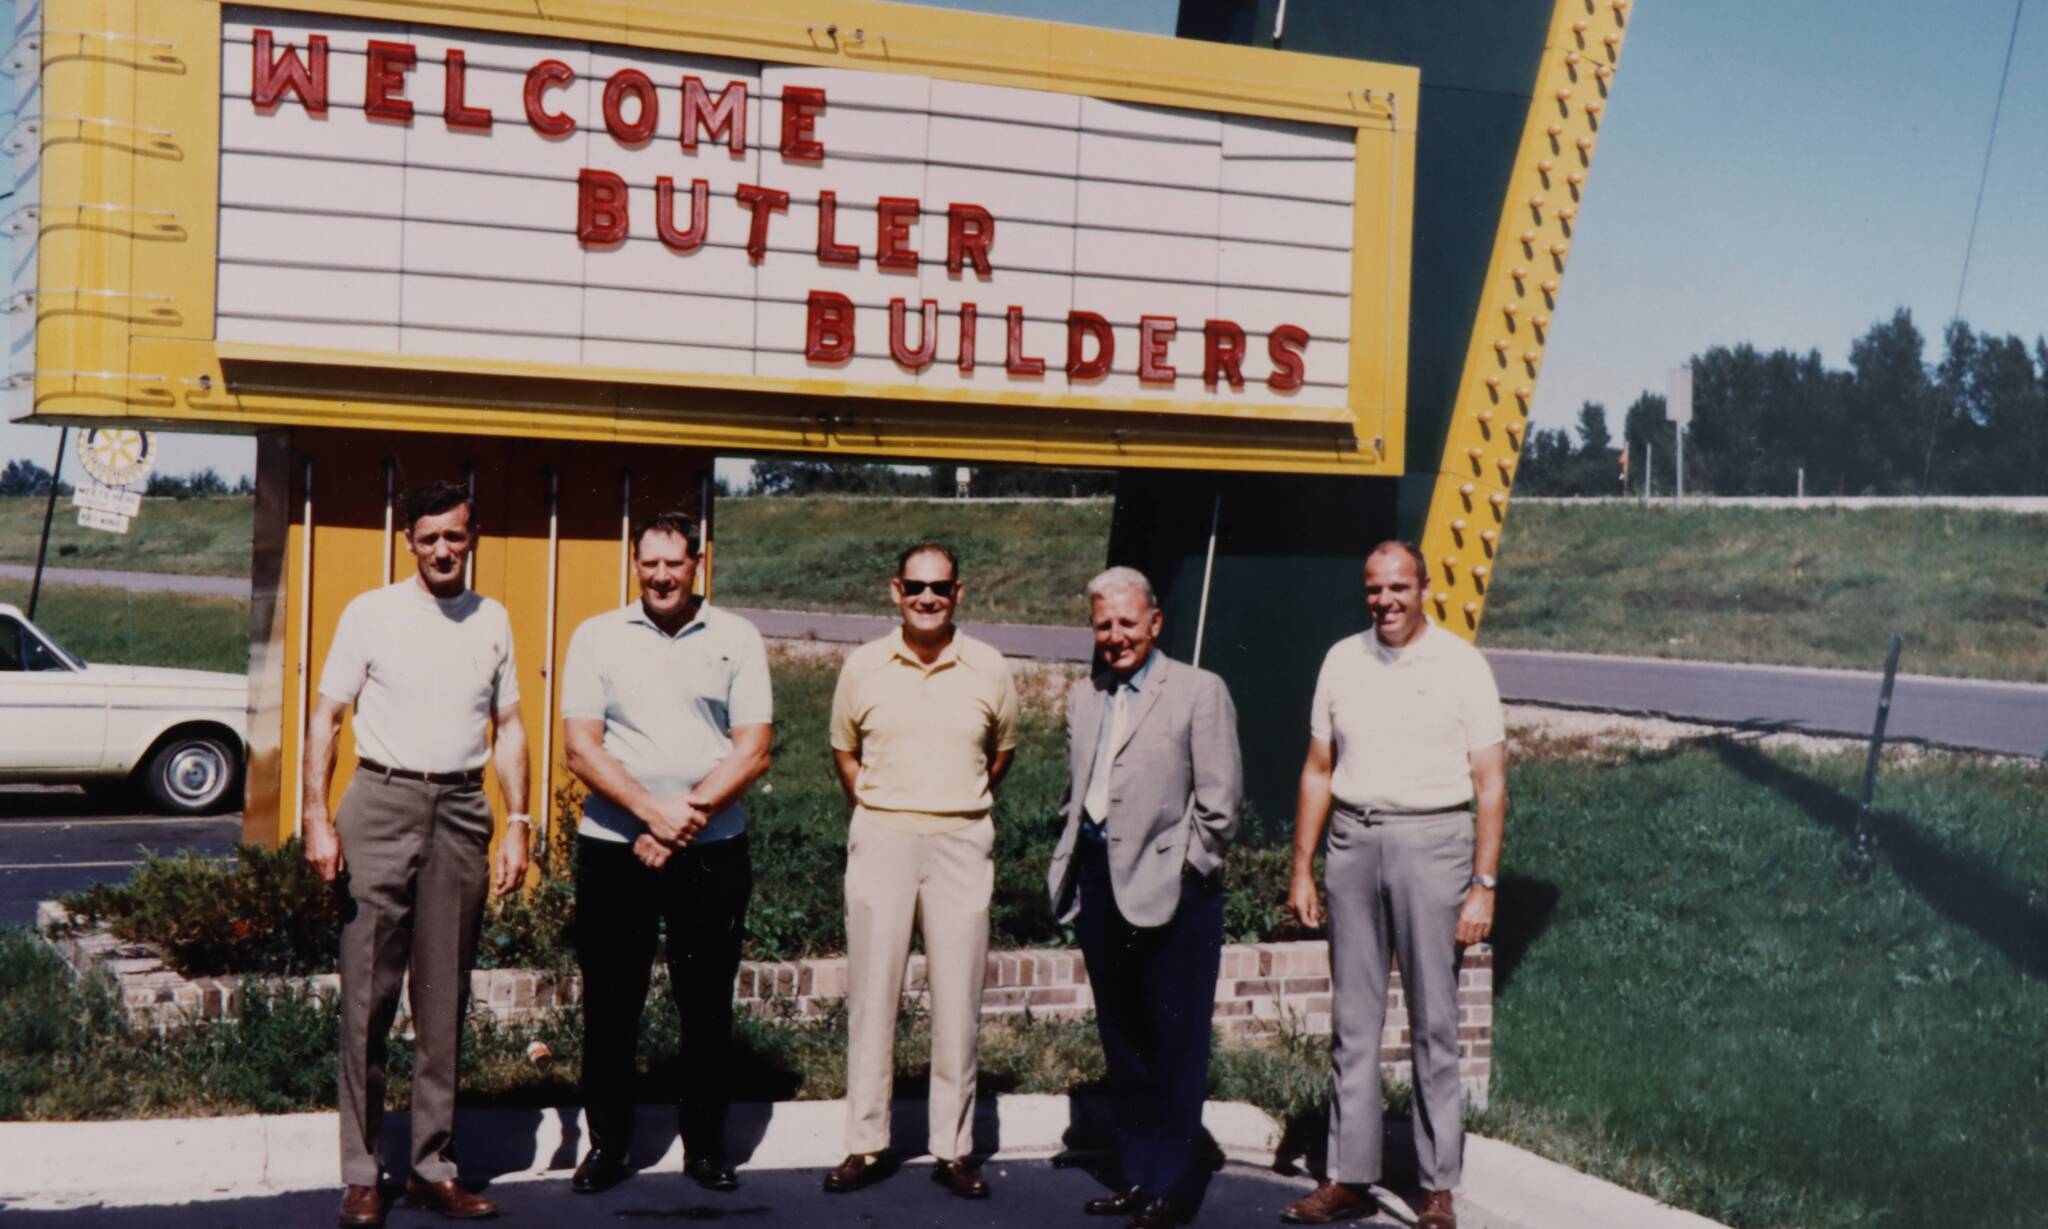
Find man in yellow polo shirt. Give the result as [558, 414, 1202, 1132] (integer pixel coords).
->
[823, 542, 1020, 1201]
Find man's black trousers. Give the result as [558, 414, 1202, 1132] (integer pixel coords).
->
[1073, 837, 1224, 1209]
[576, 833, 752, 1161]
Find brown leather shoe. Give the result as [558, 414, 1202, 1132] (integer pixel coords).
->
[822, 1152, 892, 1193]
[338, 1184, 387, 1228]
[1129, 1196, 1185, 1228]
[1279, 1180, 1376, 1224]
[931, 1158, 991, 1199]
[1415, 1189, 1457, 1229]
[402, 1176, 499, 1220]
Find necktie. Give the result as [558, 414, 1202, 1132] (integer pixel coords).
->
[1083, 681, 1127, 823]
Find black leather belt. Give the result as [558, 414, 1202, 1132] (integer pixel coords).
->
[358, 758, 483, 787]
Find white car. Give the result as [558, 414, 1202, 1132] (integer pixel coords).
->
[0, 601, 248, 814]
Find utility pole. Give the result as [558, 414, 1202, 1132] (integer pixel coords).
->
[27, 427, 69, 621]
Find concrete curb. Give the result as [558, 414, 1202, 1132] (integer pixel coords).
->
[0, 1096, 1279, 1211]
[0, 1099, 1727, 1228]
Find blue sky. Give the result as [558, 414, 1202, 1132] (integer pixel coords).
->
[3, 0, 2041, 481]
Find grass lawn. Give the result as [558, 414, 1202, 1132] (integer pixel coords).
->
[714, 496, 1111, 627]
[8, 494, 2047, 681]
[0, 496, 252, 577]
[1478, 735, 2048, 1229]
[1483, 502, 2048, 681]
[0, 581, 250, 674]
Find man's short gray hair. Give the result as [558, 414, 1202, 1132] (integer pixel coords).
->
[1086, 566, 1157, 609]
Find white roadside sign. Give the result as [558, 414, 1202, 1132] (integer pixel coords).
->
[77, 506, 132, 534]
[1666, 365, 1693, 425]
[73, 480, 144, 517]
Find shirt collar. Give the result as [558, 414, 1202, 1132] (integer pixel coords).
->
[1370, 618, 1435, 664]
[1119, 649, 1159, 693]
[889, 626, 962, 672]
[625, 598, 710, 640]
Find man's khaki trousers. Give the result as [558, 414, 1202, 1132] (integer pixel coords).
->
[333, 772, 492, 1187]
[1324, 807, 1474, 1191]
[842, 813, 994, 1160]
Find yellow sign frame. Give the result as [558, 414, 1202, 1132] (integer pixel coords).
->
[18, 0, 1418, 475]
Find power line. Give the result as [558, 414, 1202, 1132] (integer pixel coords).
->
[1924, 0, 2026, 490]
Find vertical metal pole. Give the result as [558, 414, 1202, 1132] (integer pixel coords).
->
[619, 469, 632, 606]
[1797, 467, 1805, 500]
[292, 458, 314, 839]
[1191, 493, 1222, 668]
[1644, 443, 1653, 504]
[537, 467, 560, 854]
[699, 466, 715, 599]
[464, 465, 477, 588]
[381, 458, 394, 586]
[1675, 428, 1685, 504]
[1854, 632, 1905, 859]
[26, 426, 67, 621]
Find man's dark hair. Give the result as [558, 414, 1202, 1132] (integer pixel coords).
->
[896, 541, 959, 581]
[632, 510, 699, 555]
[1367, 539, 1430, 586]
[403, 479, 474, 531]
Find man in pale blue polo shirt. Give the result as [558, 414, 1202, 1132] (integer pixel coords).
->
[560, 510, 773, 1197]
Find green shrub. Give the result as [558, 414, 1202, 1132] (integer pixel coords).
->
[59, 841, 340, 976]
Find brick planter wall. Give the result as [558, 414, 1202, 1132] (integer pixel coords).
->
[37, 903, 1491, 1107]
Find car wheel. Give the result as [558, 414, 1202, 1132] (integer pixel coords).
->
[143, 733, 239, 815]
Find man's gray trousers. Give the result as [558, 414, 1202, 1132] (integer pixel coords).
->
[1323, 806, 1473, 1191]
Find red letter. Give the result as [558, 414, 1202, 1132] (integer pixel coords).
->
[443, 49, 492, 131]
[806, 292, 855, 362]
[945, 204, 995, 277]
[1267, 324, 1310, 391]
[1067, 312, 1115, 380]
[525, 60, 576, 137]
[816, 191, 859, 265]
[364, 40, 417, 124]
[682, 77, 747, 153]
[876, 197, 920, 271]
[736, 184, 790, 262]
[656, 176, 708, 253]
[577, 169, 629, 244]
[1139, 316, 1178, 384]
[252, 30, 328, 115]
[1203, 319, 1246, 389]
[604, 69, 658, 144]
[958, 303, 978, 372]
[1005, 307, 1045, 376]
[780, 85, 826, 161]
[890, 298, 939, 370]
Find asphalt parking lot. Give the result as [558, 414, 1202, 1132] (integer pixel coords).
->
[0, 786, 242, 928]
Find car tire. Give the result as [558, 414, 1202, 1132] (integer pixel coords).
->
[142, 733, 240, 815]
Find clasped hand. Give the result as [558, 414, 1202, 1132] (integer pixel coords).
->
[633, 796, 710, 868]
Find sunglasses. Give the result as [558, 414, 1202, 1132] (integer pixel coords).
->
[899, 579, 957, 598]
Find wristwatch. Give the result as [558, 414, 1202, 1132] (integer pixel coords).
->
[1469, 873, 1498, 890]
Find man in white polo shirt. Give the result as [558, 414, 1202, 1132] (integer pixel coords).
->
[303, 478, 531, 1227]
[1279, 541, 1506, 1229]
[560, 510, 773, 1197]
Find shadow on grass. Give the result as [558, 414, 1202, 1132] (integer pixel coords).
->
[1710, 737, 2048, 978]
[1490, 873, 1560, 997]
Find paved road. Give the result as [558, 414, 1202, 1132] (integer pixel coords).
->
[0, 563, 249, 598]
[733, 608, 2048, 758]
[0, 787, 241, 928]
[0, 1159, 1416, 1228]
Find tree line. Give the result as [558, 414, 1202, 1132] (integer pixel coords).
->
[1515, 309, 2048, 496]
[0, 461, 252, 498]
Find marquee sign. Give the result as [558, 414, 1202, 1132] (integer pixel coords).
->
[12, 0, 1419, 473]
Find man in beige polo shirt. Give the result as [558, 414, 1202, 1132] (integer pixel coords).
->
[823, 542, 1020, 1201]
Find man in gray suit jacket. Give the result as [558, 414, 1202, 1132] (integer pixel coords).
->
[1047, 567, 1242, 1229]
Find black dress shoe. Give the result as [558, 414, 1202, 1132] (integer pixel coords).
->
[685, 1156, 740, 1191]
[930, 1158, 991, 1199]
[571, 1149, 630, 1195]
[1084, 1186, 1147, 1216]
[1128, 1196, 1184, 1229]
